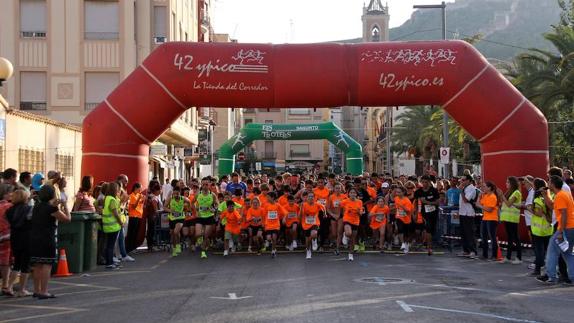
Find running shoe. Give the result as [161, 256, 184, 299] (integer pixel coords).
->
[201, 251, 207, 259]
[223, 250, 229, 257]
[335, 249, 340, 256]
[359, 242, 366, 252]
[248, 246, 253, 253]
[404, 243, 409, 254]
[306, 250, 312, 259]
[353, 244, 360, 252]
[400, 243, 406, 250]
[122, 255, 135, 262]
[288, 245, 294, 251]
[271, 249, 277, 258]
[292, 240, 298, 249]
[348, 253, 354, 261]
[511, 258, 522, 265]
[312, 239, 318, 251]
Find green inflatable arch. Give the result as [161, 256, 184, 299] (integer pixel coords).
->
[218, 122, 363, 175]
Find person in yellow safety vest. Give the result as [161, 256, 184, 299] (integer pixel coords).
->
[102, 182, 125, 270]
[164, 188, 190, 257]
[529, 178, 554, 276]
[497, 176, 523, 264]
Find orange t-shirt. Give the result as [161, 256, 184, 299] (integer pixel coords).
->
[284, 203, 301, 226]
[263, 203, 287, 231]
[301, 202, 324, 230]
[128, 193, 143, 218]
[247, 207, 265, 227]
[342, 199, 363, 226]
[221, 210, 241, 235]
[480, 193, 499, 221]
[278, 195, 289, 208]
[369, 204, 389, 229]
[554, 190, 574, 229]
[313, 187, 330, 207]
[394, 196, 413, 224]
[248, 193, 268, 207]
[367, 186, 377, 200]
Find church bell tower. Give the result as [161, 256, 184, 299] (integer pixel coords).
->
[362, 0, 390, 42]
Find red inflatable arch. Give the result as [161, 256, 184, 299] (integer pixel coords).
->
[82, 41, 548, 187]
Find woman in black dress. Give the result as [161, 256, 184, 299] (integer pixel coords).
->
[6, 189, 33, 297]
[29, 185, 70, 299]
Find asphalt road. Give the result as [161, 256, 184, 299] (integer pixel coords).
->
[1, 248, 572, 323]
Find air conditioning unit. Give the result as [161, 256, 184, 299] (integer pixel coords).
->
[154, 36, 167, 44]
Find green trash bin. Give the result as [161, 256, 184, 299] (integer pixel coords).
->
[57, 212, 87, 273]
[83, 213, 101, 272]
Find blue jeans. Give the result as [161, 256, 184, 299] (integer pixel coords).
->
[105, 231, 120, 266]
[545, 228, 574, 281]
[480, 220, 498, 259]
[117, 228, 127, 258]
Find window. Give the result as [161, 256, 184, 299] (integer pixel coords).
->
[371, 25, 381, 42]
[153, 6, 167, 43]
[18, 149, 45, 174]
[55, 154, 74, 177]
[85, 72, 120, 111]
[289, 108, 310, 115]
[85, 0, 119, 40]
[264, 141, 275, 159]
[290, 144, 310, 158]
[244, 118, 253, 125]
[20, 0, 47, 38]
[20, 72, 47, 110]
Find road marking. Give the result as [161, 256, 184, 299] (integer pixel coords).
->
[399, 303, 540, 323]
[210, 293, 253, 300]
[396, 301, 414, 313]
[0, 304, 86, 323]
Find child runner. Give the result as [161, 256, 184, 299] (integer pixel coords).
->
[240, 198, 251, 251]
[327, 183, 347, 255]
[301, 192, 324, 259]
[341, 188, 363, 261]
[369, 196, 390, 252]
[195, 178, 219, 259]
[394, 186, 414, 254]
[182, 187, 197, 252]
[221, 201, 242, 257]
[164, 189, 188, 257]
[217, 192, 243, 251]
[313, 178, 331, 250]
[262, 192, 287, 258]
[247, 198, 265, 254]
[283, 195, 301, 251]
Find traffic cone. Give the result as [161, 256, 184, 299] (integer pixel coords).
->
[496, 246, 503, 261]
[53, 249, 73, 277]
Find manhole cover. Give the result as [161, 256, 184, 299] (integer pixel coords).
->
[355, 277, 415, 285]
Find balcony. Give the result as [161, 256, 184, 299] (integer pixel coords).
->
[85, 102, 99, 112]
[20, 101, 47, 111]
[154, 36, 167, 44]
[259, 152, 277, 159]
[84, 32, 119, 40]
[290, 151, 311, 158]
[200, 9, 210, 33]
[20, 31, 46, 38]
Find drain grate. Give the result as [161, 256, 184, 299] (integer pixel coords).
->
[355, 277, 415, 285]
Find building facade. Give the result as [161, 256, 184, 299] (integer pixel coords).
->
[0, 0, 211, 183]
[241, 108, 328, 174]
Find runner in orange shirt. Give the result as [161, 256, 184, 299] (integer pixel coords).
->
[241, 198, 251, 251]
[246, 197, 265, 254]
[262, 192, 287, 258]
[327, 183, 347, 255]
[301, 192, 324, 259]
[394, 186, 414, 254]
[313, 178, 331, 250]
[221, 201, 242, 257]
[283, 195, 301, 251]
[369, 196, 390, 252]
[341, 188, 364, 261]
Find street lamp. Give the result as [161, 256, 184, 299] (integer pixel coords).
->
[0, 57, 14, 87]
[414, 1, 450, 178]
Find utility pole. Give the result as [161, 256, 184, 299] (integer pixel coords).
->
[414, 1, 449, 178]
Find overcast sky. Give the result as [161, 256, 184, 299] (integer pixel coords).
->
[212, 0, 455, 43]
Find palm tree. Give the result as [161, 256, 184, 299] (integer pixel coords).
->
[392, 106, 441, 160]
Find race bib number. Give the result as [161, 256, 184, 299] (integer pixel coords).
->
[397, 209, 407, 218]
[424, 205, 436, 213]
[288, 212, 297, 219]
[268, 211, 278, 220]
[333, 200, 341, 208]
[306, 216, 316, 225]
[318, 199, 327, 206]
[375, 214, 385, 222]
